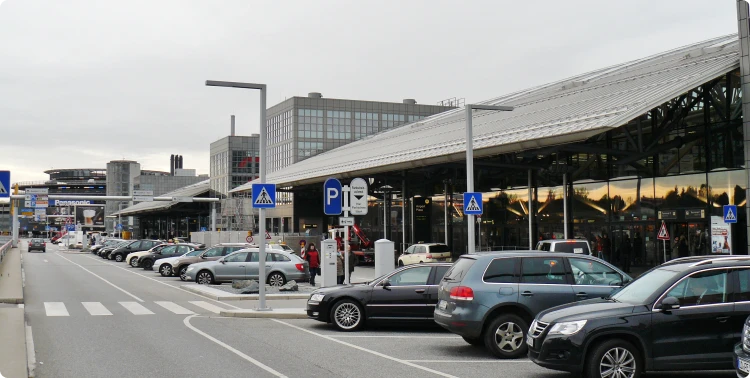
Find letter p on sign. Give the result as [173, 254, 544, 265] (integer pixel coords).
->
[324, 178, 343, 215]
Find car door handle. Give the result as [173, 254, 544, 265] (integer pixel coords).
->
[415, 289, 426, 294]
[238, 265, 245, 267]
[521, 291, 534, 297]
[717, 316, 730, 322]
[576, 292, 588, 297]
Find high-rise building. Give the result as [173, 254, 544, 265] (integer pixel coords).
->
[209, 135, 260, 197]
[105, 160, 141, 233]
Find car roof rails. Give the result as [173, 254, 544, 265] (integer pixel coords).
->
[689, 256, 750, 267]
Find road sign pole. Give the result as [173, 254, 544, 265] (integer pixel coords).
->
[663, 239, 666, 264]
[11, 204, 18, 247]
[343, 185, 350, 285]
[258, 85, 269, 311]
[465, 106, 476, 255]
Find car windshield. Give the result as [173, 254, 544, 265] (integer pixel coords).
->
[430, 244, 450, 252]
[610, 268, 680, 305]
[443, 257, 476, 282]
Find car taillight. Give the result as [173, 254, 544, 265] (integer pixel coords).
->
[42, 242, 46, 246]
[449, 286, 474, 301]
[295, 263, 305, 272]
[426, 254, 433, 259]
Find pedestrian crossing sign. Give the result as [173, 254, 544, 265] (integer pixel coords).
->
[463, 192, 483, 215]
[251, 183, 276, 209]
[723, 205, 738, 224]
[657, 221, 670, 240]
[0, 170, 9, 198]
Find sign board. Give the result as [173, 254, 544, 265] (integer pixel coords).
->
[251, 183, 276, 208]
[723, 205, 738, 224]
[0, 171, 9, 198]
[349, 178, 368, 215]
[35, 209, 46, 216]
[711, 215, 732, 254]
[50, 200, 92, 206]
[339, 216, 355, 226]
[324, 178, 343, 215]
[25, 194, 37, 201]
[25, 188, 48, 194]
[463, 192, 483, 215]
[685, 209, 705, 219]
[133, 196, 154, 202]
[116, 224, 123, 231]
[45, 225, 50, 231]
[200, 227, 207, 232]
[133, 190, 153, 196]
[658, 210, 678, 220]
[173, 196, 193, 203]
[265, 231, 272, 240]
[657, 221, 670, 240]
[66, 224, 76, 231]
[246, 236, 254, 243]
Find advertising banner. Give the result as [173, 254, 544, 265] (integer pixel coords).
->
[413, 197, 432, 244]
[75, 205, 105, 228]
[710, 215, 732, 254]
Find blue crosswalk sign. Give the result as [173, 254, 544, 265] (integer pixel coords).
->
[0, 171, 9, 198]
[463, 192, 483, 215]
[723, 205, 737, 223]
[252, 183, 276, 209]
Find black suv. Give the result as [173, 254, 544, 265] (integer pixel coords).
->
[108, 240, 161, 262]
[435, 251, 630, 358]
[529, 255, 750, 378]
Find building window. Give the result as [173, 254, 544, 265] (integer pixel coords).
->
[326, 110, 352, 140]
[381, 113, 406, 130]
[232, 150, 258, 175]
[298, 141, 323, 159]
[354, 112, 379, 140]
[298, 109, 324, 139]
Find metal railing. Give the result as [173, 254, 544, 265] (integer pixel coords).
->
[0, 237, 12, 264]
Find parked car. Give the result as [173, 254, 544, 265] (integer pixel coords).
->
[152, 248, 205, 277]
[307, 263, 452, 331]
[28, 238, 46, 253]
[127, 243, 172, 267]
[398, 243, 452, 266]
[140, 244, 195, 272]
[434, 251, 631, 358]
[169, 243, 251, 280]
[536, 239, 592, 255]
[108, 239, 162, 262]
[184, 249, 309, 286]
[98, 242, 129, 259]
[91, 238, 124, 254]
[528, 255, 750, 377]
[735, 315, 750, 377]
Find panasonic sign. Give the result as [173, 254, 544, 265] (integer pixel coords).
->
[50, 200, 93, 206]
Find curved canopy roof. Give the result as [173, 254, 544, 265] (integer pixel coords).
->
[232, 34, 739, 192]
[112, 180, 210, 216]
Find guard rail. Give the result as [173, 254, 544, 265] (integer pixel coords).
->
[0, 238, 12, 264]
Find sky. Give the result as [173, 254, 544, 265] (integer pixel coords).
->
[0, 0, 739, 185]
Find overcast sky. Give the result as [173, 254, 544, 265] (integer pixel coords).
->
[0, 0, 738, 185]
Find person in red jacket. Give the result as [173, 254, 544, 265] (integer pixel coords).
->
[305, 243, 321, 286]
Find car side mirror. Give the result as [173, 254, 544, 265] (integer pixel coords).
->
[220, 259, 226, 264]
[201, 255, 207, 259]
[658, 296, 680, 312]
[382, 279, 391, 290]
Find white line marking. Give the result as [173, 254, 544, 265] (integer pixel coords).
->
[189, 301, 224, 314]
[82, 302, 113, 316]
[55, 252, 144, 302]
[82, 255, 240, 309]
[26, 323, 36, 378]
[120, 301, 154, 315]
[44, 302, 69, 317]
[17, 304, 24, 309]
[272, 319, 458, 378]
[184, 315, 288, 377]
[43, 259, 48, 263]
[405, 360, 532, 363]
[155, 301, 195, 315]
[331, 335, 461, 339]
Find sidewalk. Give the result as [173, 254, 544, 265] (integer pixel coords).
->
[0, 247, 23, 304]
[0, 307, 28, 378]
[181, 284, 310, 301]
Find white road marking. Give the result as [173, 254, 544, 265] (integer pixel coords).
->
[55, 252, 144, 302]
[17, 304, 24, 309]
[189, 301, 224, 314]
[272, 319, 459, 378]
[183, 315, 288, 378]
[155, 301, 195, 315]
[405, 360, 532, 363]
[82, 255, 240, 309]
[331, 335, 461, 339]
[44, 302, 69, 317]
[119, 301, 154, 315]
[82, 302, 113, 316]
[43, 259, 48, 263]
[26, 323, 36, 377]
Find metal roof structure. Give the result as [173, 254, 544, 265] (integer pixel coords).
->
[231, 34, 739, 192]
[112, 180, 210, 216]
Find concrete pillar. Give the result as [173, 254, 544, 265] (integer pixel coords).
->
[737, 1, 750, 252]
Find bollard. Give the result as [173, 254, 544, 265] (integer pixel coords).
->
[375, 239, 396, 278]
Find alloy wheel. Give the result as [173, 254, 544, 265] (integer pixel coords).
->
[114, 254, 123, 262]
[599, 347, 636, 378]
[197, 272, 212, 285]
[268, 273, 284, 287]
[333, 302, 361, 330]
[179, 266, 188, 281]
[130, 258, 138, 267]
[494, 322, 524, 352]
[160, 265, 172, 277]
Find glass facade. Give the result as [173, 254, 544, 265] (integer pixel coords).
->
[354, 112, 378, 140]
[326, 110, 351, 140]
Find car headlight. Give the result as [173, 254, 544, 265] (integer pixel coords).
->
[310, 294, 325, 302]
[186, 266, 195, 272]
[548, 320, 587, 336]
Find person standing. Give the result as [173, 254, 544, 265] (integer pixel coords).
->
[336, 252, 345, 285]
[671, 236, 681, 261]
[679, 236, 689, 258]
[601, 233, 612, 262]
[632, 232, 643, 266]
[305, 243, 321, 286]
[619, 234, 632, 273]
[347, 250, 356, 283]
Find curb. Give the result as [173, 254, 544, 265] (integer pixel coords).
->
[218, 308, 308, 319]
[180, 285, 310, 301]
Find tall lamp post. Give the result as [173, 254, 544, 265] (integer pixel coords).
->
[205, 80, 271, 311]
[465, 104, 513, 255]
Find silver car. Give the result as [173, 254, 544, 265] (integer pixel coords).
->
[184, 249, 310, 287]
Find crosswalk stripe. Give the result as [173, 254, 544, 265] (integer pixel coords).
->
[82, 302, 112, 316]
[44, 302, 70, 317]
[119, 301, 154, 315]
[189, 301, 225, 314]
[155, 301, 195, 315]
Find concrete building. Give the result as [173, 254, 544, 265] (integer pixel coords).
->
[209, 134, 260, 197]
[105, 160, 141, 234]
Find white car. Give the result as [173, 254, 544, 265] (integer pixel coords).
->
[397, 243, 452, 266]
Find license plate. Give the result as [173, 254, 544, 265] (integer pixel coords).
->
[438, 300, 447, 310]
[526, 335, 534, 348]
[739, 357, 750, 373]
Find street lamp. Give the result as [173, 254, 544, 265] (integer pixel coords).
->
[465, 104, 513, 255]
[205, 80, 271, 311]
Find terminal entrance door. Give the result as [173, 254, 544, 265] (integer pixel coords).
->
[663, 221, 709, 258]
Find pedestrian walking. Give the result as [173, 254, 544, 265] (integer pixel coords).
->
[336, 252, 345, 284]
[305, 243, 321, 286]
[671, 236, 681, 261]
[678, 236, 689, 258]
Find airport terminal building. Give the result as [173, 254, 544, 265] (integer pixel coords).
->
[233, 34, 750, 269]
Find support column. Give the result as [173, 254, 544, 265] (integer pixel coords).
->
[528, 170, 537, 249]
[444, 180, 449, 244]
[11, 203, 18, 247]
[563, 173, 569, 239]
[737, 1, 750, 253]
[211, 202, 216, 231]
[402, 179, 406, 253]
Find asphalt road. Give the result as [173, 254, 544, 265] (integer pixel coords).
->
[22, 241, 737, 378]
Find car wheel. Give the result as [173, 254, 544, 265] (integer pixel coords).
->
[196, 271, 214, 285]
[142, 260, 153, 270]
[114, 254, 124, 262]
[159, 264, 172, 277]
[585, 338, 641, 378]
[330, 299, 364, 331]
[179, 266, 189, 281]
[462, 336, 483, 347]
[267, 272, 286, 287]
[484, 314, 528, 358]
[130, 258, 139, 268]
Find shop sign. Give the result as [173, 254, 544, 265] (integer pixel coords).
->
[710, 215, 732, 254]
[685, 209, 705, 219]
[658, 210, 678, 220]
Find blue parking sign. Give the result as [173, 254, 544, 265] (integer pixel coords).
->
[323, 178, 342, 215]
